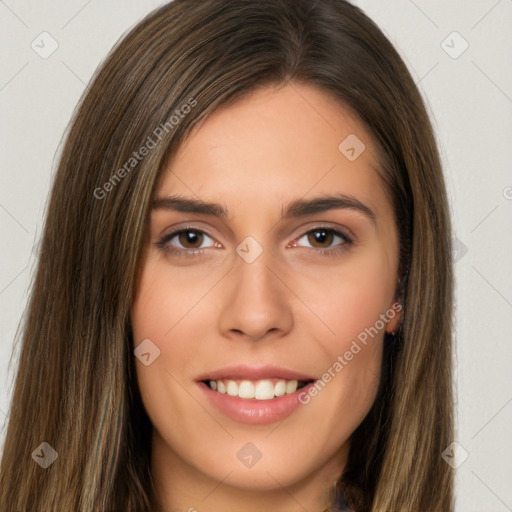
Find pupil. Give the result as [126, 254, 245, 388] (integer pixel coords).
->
[180, 230, 202, 248]
[309, 229, 332, 248]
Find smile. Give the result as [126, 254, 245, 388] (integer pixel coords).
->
[203, 378, 312, 400]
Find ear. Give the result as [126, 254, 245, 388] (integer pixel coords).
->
[386, 274, 406, 334]
[385, 300, 403, 334]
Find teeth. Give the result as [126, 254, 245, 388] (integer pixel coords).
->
[226, 380, 238, 397]
[238, 380, 255, 399]
[286, 380, 298, 394]
[274, 380, 286, 397]
[207, 378, 303, 400]
[255, 380, 274, 400]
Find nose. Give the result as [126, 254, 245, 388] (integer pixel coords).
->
[217, 248, 294, 343]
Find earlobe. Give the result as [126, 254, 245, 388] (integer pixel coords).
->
[385, 301, 403, 335]
[387, 275, 405, 334]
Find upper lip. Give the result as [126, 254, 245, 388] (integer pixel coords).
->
[197, 364, 316, 382]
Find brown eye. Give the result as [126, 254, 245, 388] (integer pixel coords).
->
[306, 229, 335, 248]
[296, 228, 351, 250]
[176, 230, 204, 249]
[156, 228, 217, 255]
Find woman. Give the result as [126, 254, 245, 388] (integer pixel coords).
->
[0, 1, 454, 511]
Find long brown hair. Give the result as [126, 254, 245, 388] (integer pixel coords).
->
[0, 1, 453, 510]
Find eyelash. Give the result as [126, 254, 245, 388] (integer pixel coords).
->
[155, 226, 354, 258]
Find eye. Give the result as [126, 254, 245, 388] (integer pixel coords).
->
[292, 227, 353, 255]
[156, 227, 219, 256]
[156, 225, 353, 258]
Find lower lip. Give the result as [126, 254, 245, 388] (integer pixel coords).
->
[198, 381, 314, 425]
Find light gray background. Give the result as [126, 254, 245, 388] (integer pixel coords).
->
[0, 1, 511, 510]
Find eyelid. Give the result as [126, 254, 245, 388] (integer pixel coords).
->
[291, 227, 352, 249]
[155, 222, 354, 257]
[155, 225, 218, 253]
[288, 221, 355, 244]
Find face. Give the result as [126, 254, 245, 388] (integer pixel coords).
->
[131, 82, 402, 508]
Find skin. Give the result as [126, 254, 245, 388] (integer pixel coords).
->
[131, 82, 402, 512]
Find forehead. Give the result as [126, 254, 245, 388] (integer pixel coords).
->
[157, 83, 390, 222]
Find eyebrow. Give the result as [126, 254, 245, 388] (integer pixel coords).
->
[152, 193, 376, 225]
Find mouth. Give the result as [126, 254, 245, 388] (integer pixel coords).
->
[200, 378, 315, 400]
[196, 365, 317, 424]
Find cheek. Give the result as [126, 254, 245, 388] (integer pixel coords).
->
[132, 253, 215, 344]
[294, 249, 392, 417]
[298, 247, 395, 349]
[131, 257, 203, 410]
[131, 262, 216, 452]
